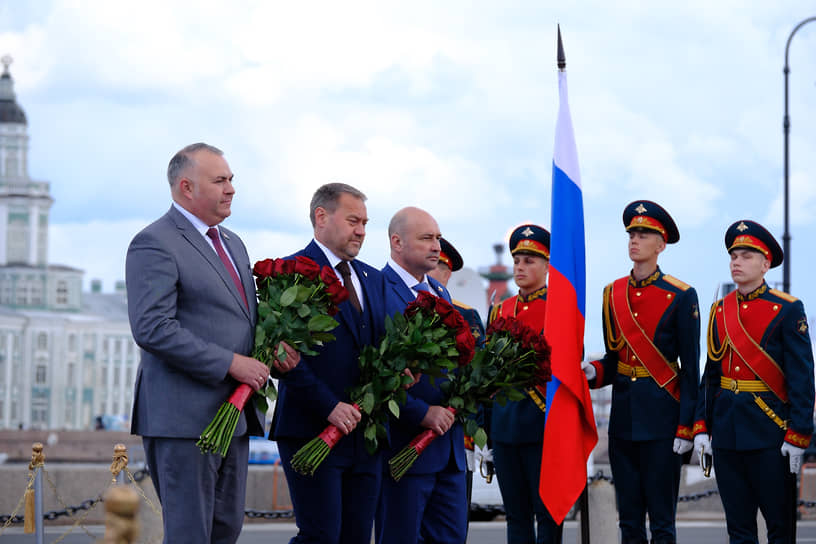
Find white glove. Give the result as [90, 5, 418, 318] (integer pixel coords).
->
[475, 445, 493, 464]
[781, 442, 805, 474]
[694, 433, 712, 458]
[581, 361, 596, 381]
[465, 448, 475, 472]
[673, 438, 693, 455]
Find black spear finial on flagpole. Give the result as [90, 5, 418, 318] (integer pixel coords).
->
[557, 24, 566, 71]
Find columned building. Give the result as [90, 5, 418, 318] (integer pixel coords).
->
[0, 56, 137, 430]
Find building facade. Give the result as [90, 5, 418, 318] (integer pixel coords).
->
[0, 56, 136, 430]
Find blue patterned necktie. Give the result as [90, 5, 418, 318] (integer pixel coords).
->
[413, 282, 433, 294]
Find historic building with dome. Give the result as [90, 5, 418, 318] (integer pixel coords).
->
[0, 56, 137, 430]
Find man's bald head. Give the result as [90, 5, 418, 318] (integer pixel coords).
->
[389, 207, 442, 281]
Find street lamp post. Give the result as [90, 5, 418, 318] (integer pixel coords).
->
[782, 16, 816, 294]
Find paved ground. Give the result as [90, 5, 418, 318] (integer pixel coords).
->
[4, 521, 816, 543]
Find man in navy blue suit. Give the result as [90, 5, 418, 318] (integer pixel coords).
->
[271, 183, 388, 544]
[378, 206, 468, 544]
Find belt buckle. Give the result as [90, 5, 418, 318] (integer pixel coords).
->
[729, 379, 739, 394]
[630, 367, 637, 382]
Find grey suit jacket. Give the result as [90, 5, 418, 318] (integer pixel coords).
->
[126, 205, 263, 438]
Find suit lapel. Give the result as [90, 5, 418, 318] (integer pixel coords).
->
[428, 276, 451, 303]
[169, 207, 252, 321]
[221, 228, 255, 323]
[384, 264, 416, 307]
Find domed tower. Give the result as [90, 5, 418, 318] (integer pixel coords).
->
[0, 56, 80, 311]
[0, 55, 53, 269]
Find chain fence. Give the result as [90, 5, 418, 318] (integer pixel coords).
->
[3, 467, 816, 527]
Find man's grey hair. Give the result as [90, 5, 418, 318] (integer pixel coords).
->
[309, 183, 367, 227]
[167, 143, 223, 187]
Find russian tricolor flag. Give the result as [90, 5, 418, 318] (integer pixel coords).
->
[539, 31, 598, 525]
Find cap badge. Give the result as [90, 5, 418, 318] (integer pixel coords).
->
[635, 203, 647, 214]
[521, 227, 534, 237]
[736, 222, 749, 232]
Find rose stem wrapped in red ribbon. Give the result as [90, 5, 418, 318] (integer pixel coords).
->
[388, 406, 457, 481]
[289, 403, 361, 476]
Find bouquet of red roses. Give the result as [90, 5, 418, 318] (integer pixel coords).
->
[290, 291, 476, 476]
[197, 256, 348, 457]
[388, 315, 551, 480]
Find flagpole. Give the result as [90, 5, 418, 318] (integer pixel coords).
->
[556, 24, 591, 544]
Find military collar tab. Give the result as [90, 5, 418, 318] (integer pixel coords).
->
[629, 267, 662, 288]
[518, 285, 547, 303]
[736, 282, 768, 302]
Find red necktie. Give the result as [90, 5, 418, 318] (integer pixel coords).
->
[206, 228, 249, 309]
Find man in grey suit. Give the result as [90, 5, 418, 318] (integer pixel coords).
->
[126, 142, 299, 543]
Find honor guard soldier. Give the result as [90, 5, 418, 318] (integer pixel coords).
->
[427, 236, 486, 527]
[583, 201, 700, 544]
[693, 220, 815, 544]
[488, 224, 561, 544]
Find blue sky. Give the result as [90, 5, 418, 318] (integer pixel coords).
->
[2, 1, 815, 352]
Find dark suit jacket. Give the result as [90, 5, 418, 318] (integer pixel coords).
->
[127, 205, 263, 439]
[271, 240, 387, 469]
[381, 263, 466, 474]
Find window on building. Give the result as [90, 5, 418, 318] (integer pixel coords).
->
[68, 335, 77, 352]
[35, 365, 47, 384]
[0, 401, 3, 419]
[32, 402, 47, 425]
[126, 367, 133, 385]
[113, 367, 120, 386]
[100, 366, 107, 386]
[56, 281, 68, 305]
[64, 403, 73, 426]
[67, 363, 75, 387]
[37, 333, 47, 350]
[15, 285, 27, 306]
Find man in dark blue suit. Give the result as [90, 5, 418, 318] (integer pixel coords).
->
[271, 183, 388, 544]
[378, 207, 468, 544]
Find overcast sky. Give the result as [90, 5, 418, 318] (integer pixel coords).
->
[2, 1, 815, 352]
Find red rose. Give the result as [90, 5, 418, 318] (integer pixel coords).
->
[293, 255, 321, 280]
[487, 317, 506, 336]
[455, 329, 476, 366]
[434, 297, 456, 324]
[534, 362, 552, 384]
[507, 318, 525, 340]
[273, 258, 296, 276]
[407, 291, 436, 315]
[320, 266, 349, 305]
[441, 311, 461, 330]
[533, 335, 551, 358]
[253, 258, 275, 278]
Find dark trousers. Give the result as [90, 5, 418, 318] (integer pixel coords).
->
[143, 435, 249, 544]
[494, 441, 562, 544]
[279, 438, 381, 544]
[714, 447, 792, 544]
[608, 437, 681, 544]
[378, 465, 468, 544]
